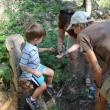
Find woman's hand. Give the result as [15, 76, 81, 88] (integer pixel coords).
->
[56, 51, 68, 59]
[56, 53, 64, 59]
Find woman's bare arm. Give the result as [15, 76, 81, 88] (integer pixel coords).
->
[56, 44, 80, 58]
[86, 49, 102, 88]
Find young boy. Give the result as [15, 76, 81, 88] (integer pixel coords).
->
[19, 23, 56, 110]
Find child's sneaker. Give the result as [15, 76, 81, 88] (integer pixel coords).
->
[26, 97, 40, 110]
[46, 87, 57, 97]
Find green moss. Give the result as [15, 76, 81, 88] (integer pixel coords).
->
[0, 63, 10, 81]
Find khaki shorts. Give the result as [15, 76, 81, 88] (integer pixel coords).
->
[100, 76, 110, 101]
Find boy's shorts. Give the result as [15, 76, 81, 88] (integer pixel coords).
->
[100, 76, 110, 101]
[31, 64, 47, 86]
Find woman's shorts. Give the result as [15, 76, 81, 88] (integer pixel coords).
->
[100, 76, 110, 101]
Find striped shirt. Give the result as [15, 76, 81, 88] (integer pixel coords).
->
[19, 42, 40, 77]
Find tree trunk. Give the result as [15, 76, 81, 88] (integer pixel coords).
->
[82, 0, 92, 16]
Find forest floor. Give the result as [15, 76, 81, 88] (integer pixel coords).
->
[0, 87, 17, 110]
[0, 84, 110, 110]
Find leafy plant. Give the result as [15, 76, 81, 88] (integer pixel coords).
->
[0, 63, 10, 81]
[98, 0, 110, 8]
[48, 105, 60, 110]
[0, 0, 69, 89]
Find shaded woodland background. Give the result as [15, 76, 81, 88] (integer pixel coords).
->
[0, 0, 110, 86]
[0, 0, 110, 110]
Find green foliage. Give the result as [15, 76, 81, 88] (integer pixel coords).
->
[48, 105, 60, 110]
[98, 0, 110, 8]
[0, 0, 69, 89]
[38, 29, 69, 88]
[40, 52, 69, 88]
[4, 0, 61, 35]
[0, 63, 10, 81]
[39, 30, 57, 48]
[0, 35, 7, 62]
[0, 35, 6, 41]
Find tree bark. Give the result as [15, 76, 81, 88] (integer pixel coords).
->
[82, 0, 92, 16]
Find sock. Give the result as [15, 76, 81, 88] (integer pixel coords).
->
[30, 96, 36, 101]
[47, 84, 53, 88]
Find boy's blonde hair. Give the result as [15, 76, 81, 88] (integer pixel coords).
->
[25, 23, 46, 42]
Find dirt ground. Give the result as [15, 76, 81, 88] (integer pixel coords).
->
[0, 50, 110, 110]
[0, 90, 17, 110]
